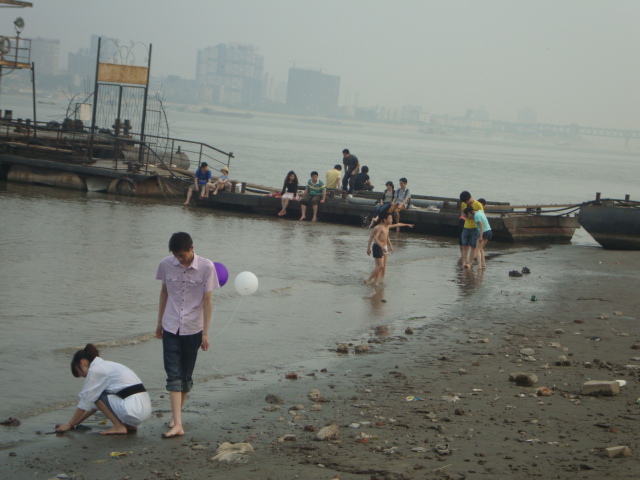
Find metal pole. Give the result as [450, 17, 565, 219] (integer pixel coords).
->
[89, 37, 101, 161]
[138, 43, 152, 166]
[30, 61, 36, 138]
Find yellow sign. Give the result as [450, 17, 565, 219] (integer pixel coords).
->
[97, 63, 148, 85]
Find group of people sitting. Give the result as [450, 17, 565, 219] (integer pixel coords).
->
[276, 148, 414, 226]
[184, 162, 232, 205]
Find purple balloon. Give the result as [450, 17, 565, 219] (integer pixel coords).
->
[214, 262, 229, 287]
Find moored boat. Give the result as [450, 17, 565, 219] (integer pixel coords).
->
[578, 195, 640, 250]
[196, 188, 581, 244]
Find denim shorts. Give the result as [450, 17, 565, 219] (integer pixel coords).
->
[162, 329, 203, 392]
[482, 230, 493, 241]
[461, 227, 479, 248]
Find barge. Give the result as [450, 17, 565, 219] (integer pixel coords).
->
[578, 194, 640, 250]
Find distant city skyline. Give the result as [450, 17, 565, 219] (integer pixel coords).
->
[6, 0, 640, 129]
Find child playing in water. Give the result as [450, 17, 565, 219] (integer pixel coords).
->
[366, 212, 413, 286]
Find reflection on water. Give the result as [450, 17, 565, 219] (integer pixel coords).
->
[455, 265, 486, 295]
[365, 285, 388, 317]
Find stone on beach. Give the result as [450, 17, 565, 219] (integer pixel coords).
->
[509, 372, 538, 386]
[265, 394, 284, 404]
[211, 442, 255, 463]
[581, 380, 620, 396]
[606, 445, 632, 458]
[354, 343, 370, 354]
[336, 343, 349, 354]
[316, 424, 340, 441]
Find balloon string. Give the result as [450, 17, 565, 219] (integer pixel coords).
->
[210, 294, 244, 341]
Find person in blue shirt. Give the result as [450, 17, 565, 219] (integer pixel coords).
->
[184, 162, 211, 205]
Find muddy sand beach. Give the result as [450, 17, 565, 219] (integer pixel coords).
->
[2, 244, 639, 480]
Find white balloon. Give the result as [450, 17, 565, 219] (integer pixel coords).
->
[234, 271, 259, 296]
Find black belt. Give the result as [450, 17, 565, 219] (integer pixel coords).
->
[116, 383, 146, 399]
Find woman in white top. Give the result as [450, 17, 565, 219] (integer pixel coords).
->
[55, 344, 152, 435]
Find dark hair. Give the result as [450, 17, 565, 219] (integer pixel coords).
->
[399, 177, 408, 184]
[477, 198, 486, 206]
[373, 211, 390, 227]
[459, 191, 471, 202]
[283, 171, 298, 191]
[385, 181, 394, 189]
[310, 171, 318, 176]
[169, 232, 193, 253]
[285, 170, 298, 184]
[200, 162, 208, 168]
[342, 149, 350, 154]
[71, 343, 100, 377]
[464, 205, 475, 215]
[361, 166, 369, 174]
[334, 164, 342, 170]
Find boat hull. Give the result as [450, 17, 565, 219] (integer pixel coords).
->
[578, 203, 640, 250]
[198, 192, 579, 244]
[0, 153, 163, 197]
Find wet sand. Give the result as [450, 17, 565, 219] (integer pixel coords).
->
[2, 245, 639, 480]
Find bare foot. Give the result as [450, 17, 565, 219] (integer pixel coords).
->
[311, 217, 317, 222]
[183, 202, 189, 205]
[299, 216, 306, 221]
[161, 425, 185, 438]
[463, 263, 470, 269]
[212, 191, 218, 195]
[100, 425, 128, 435]
[278, 211, 286, 216]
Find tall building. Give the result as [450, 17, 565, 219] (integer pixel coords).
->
[67, 35, 120, 87]
[286, 68, 340, 115]
[195, 43, 264, 107]
[30, 37, 59, 75]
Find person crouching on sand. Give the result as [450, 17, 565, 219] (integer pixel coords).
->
[366, 212, 413, 286]
[55, 343, 151, 435]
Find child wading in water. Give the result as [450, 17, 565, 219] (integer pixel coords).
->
[366, 212, 413, 286]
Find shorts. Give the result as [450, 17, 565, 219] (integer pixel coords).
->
[388, 203, 406, 215]
[301, 194, 321, 206]
[281, 192, 296, 200]
[461, 227, 479, 248]
[372, 243, 385, 258]
[482, 230, 493, 241]
[189, 184, 205, 191]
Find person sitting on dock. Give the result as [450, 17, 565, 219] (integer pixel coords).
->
[202, 166, 231, 197]
[278, 170, 299, 216]
[326, 164, 342, 190]
[387, 178, 411, 232]
[459, 191, 484, 267]
[463, 203, 492, 269]
[299, 171, 326, 222]
[369, 181, 395, 227]
[184, 162, 211, 205]
[341, 149, 360, 192]
[350, 165, 374, 193]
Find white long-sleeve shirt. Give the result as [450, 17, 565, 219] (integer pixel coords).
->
[77, 357, 143, 411]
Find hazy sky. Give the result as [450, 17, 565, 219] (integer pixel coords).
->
[10, 0, 640, 129]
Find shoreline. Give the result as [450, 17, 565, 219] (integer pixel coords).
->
[2, 244, 639, 479]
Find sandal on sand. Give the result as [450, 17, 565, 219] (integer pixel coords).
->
[509, 270, 523, 277]
[521, 266, 531, 274]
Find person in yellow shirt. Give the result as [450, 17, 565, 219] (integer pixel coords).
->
[326, 164, 342, 190]
[459, 190, 484, 267]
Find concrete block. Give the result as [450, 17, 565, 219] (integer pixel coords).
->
[581, 380, 620, 396]
[606, 445, 632, 458]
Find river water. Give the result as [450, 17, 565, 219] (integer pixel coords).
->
[0, 97, 638, 431]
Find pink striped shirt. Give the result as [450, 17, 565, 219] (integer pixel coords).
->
[156, 254, 219, 335]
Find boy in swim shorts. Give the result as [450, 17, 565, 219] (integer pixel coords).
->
[366, 212, 413, 286]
